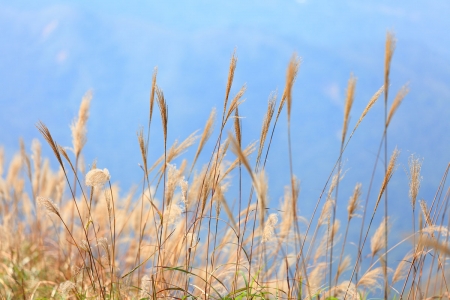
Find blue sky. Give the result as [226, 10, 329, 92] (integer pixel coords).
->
[1, 1, 449, 236]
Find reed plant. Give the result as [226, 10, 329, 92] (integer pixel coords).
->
[0, 33, 449, 300]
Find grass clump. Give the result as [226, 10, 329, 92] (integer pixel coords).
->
[0, 33, 449, 300]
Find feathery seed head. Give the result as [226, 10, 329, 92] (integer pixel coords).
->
[85, 168, 111, 187]
[418, 236, 450, 256]
[221, 140, 256, 181]
[358, 267, 388, 291]
[308, 262, 327, 297]
[234, 107, 241, 146]
[319, 199, 334, 226]
[71, 90, 92, 157]
[421, 225, 449, 237]
[392, 252, 413, 284]
[342, 74, 357, 143]
[58, 281, 76, 298]
[31, 139, 42, 195]
[407, 154, 423, 211]
[326, 281, 358, 300]
[257, 93, 276, 165]
[37, 121, 65, 169]
[262, 213, 278, 243]
[37, 196, 60, 217]
[180, 178, 189, 204]
[137, 128, 148, 171]
[165, 163, 182, 204]
[224, 84, 246, 124]
[354, 85, 384, 131]
[419, 199, 432, 226]
[150, 132, 199, 174]
[370, 217, 390, 257]
[96, 237, 109, 249]
[229, 133, 254, 180]
[384, 31, 396, 102]
[163, 203, 183, 226]
[283, 53, 301, 124]
[254, 170, 268, 227]
[331, 219, 340, 243]
[336, 256, 351, 282]
[387, 84, 409, 127]
[375, 148, 400, 209]
[224, 50, 237, 112]
[327, 169, 344, 200]
[156, 86, 168, 144]
[347, 183, 362, 220]
[149, 67, 158, 123]
[140, 275, 151, 298]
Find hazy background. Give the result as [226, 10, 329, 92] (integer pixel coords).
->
[1, 1, 449, 245]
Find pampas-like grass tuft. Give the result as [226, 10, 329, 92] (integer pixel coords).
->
[1, 35, 449, 299]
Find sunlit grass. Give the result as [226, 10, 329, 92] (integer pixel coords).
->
[0, 33, 449, 300]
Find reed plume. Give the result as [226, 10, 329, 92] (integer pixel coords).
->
[347, 183, 362, 220]
[408, 154, 423, 211]
[342, 74, 356, 143]
[257, 93, 276, 167]
[384, 32, 396, 105]
[370, 217, 390, 257]
[283, 54, 300, 124]
[375, 147, 400, 210]
[71, 90, 92, 158]
[386, 84, 409, 127]
[191, 108, 216, 174]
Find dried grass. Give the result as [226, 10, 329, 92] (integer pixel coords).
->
[71, 90, 92, 157]
[1, 37, 448, 300]
[370, 217, 390, 257]
[342, 74, 357, 143]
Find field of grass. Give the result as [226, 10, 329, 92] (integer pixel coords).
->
[0, 33, 449, 299]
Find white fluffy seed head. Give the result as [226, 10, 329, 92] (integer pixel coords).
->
[85, 168, 111, 187]
[37, 196, 60, 217]
[140, 275, 151, 298]
[180, 178, 189, 203]
[163, 203, 183, 225]
[262, 213, 278, 243]
[58, 281, 76, 297]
